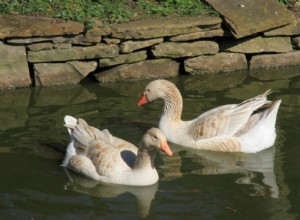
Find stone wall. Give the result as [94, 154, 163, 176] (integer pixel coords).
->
[1, 1, 300, 90]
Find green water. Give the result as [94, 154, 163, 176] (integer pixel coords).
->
[0, 68, 299, 220]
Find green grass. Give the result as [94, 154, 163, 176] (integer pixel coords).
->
[0, 0, 298, 29]
[0, 0, 216, 28]
[278, 0, 300, 8]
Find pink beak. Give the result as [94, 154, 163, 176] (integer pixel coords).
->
[137, 94, 148, 106]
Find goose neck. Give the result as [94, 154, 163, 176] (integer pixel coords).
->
[133, 148, 156, 170]
[163, 89, 183, 121]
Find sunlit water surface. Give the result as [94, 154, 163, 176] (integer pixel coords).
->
[0, 68, 299, 220]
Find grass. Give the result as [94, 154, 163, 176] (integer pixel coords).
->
[0, 0, 299, 29]
[0, 0, 216, 28]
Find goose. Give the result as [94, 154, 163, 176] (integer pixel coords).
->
[137, 79, 281, 153]
[62, 115, 173, 186]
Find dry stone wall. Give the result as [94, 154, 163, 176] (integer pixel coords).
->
[1, 1, 300, 90]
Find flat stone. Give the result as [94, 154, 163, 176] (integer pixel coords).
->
[53, 43, 72, 49]
[264, 21, 297, 36]
[68, 61, 98, 77]
[111, 16, 222, 39]
[264, 12, 300, 36]
[113, 26, 203, 39]
[94, 59, 179, 83]
[7, 36, 67, 44]
[7, 35, 98, 46]
[73, 20, 110, 44]
[250, 51, 300, 69]
[34, 61, 97, 86]
[103, 38, 121, 44]
[224, 36, 293, 54]
[206, 0, 296, 38]
[28, 44, 119, 63]
[184, 52, 247, 75]
[152, 41, 219, 58]
[120, 38, 163, 53]
[86, 19, 111, 36]
[27, 42, 53, 51]
[69, 34, 95, 46]
[0, 45, 31, 89]
[170, 29, 224, 41]
[0, 15, 84, 38]
[71, 34, 102, 46]
[99, 51, 147, 67]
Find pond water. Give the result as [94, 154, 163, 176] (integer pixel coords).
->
[0, 67, 300, 220]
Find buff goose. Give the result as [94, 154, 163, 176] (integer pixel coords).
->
[62, 115, 173, 186]
[137, 79, 281, 153]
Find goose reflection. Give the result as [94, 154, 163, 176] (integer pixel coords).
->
[161, 145, 279, 198]
[63, 169, 158, 218]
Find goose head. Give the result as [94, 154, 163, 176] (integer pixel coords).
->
[141, 127, 173, 156]
[137, 80, 169, 106]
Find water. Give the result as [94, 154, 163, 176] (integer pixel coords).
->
[0, 67, 299, 220]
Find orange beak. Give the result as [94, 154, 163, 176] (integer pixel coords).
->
[160, 140, 173, 156]
[137, 93, 148, 106]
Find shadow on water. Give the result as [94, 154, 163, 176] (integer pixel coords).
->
[0, 67, 300, 219]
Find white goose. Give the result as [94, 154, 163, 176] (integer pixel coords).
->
[62, 115, 173, 186]
[137, 79, 281, 153]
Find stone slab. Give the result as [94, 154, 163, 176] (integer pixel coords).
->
[0, 45, 31, 89]
[28, 44, 119, 63]
[34, 61, 97, 86]
[152, 41, 219, 58]
[27, 42, 53, 51]
[206, 0, 296, 38]
[120, 38, 163, 53]
[7, 36, 68, 44]
[95, 59, 179, 83]
[224, 36, 293, 54]
[0, 15, 84, 38]
[170, 29, 224, 41]
[264, 12, 300, 36]
[99, 51, 147, 67]
[184, 52, 247, 75]
[111, 16, 222, 39]
[250, 51, 300, 69]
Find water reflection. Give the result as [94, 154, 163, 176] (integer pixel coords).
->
[64, 169, 158, 218]
[182, 70, 246, 93]
[0, 67, 299, 219]
[160, 145, 279, 198]
[249, 66, 300, 81]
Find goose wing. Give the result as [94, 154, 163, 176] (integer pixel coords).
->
[190, 90, 271, 140]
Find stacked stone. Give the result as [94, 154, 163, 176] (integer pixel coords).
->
[97, 16, 224, 82]
[0, 0, 300, 90]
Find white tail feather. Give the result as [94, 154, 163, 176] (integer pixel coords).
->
[240, 99, 281, 153]
[64, 115, 77, 135]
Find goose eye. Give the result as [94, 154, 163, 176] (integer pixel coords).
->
[152, 136, 158, 141]
[146, 88, 150, 92]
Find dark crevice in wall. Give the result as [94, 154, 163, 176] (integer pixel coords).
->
[27, 62, 35, 87]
